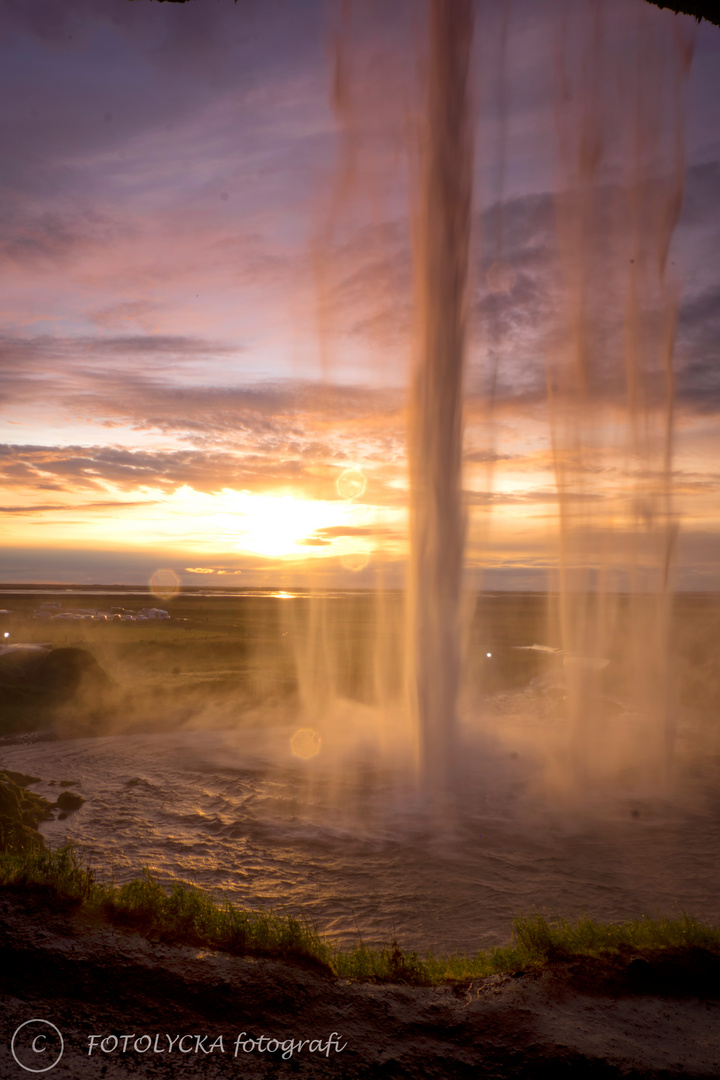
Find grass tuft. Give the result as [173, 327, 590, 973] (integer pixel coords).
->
[2, 845, 720, 985]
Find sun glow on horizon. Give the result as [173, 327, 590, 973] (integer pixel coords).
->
[0, 479, 396, 573]
[204, 489, 368, 560]
[229, 493, 339, 557]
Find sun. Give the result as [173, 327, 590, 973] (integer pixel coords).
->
[232, 494, 335, 557]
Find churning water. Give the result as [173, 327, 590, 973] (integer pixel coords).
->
[4, 695, 720, 954]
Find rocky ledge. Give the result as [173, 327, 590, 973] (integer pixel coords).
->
[1, 889, 720, 1079]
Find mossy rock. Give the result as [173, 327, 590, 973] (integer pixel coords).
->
[4, 769, 41, 786]
[0, 770, 53, 854]
[0, 777, 21, 820]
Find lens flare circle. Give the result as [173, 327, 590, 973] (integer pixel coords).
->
[336, 468, 366, 500]
[149, 568, 181, 600]
[291, 727, 322, 759]
[485, 260, 516, 293]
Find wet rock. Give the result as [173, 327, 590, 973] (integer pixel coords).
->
[55, 791, 84, 812]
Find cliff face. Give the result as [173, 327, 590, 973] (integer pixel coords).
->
[645, 1, 720, 26]
[2, 888, 720, 1078]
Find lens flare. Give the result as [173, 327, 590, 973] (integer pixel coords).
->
[336, 468, 366, 500]
[149, 568, 181, 601]
[291, 727, 322, 759]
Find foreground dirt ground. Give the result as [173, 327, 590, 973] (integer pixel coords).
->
[1, 890, 719, 1079]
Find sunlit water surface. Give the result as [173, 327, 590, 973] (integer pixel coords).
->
[4, 696, 720, 954]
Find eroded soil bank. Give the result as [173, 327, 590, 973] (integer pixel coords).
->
[1, 890, 720, 1079]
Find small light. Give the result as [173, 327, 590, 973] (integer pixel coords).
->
[3, 632, 9, 639]
[486, 652, 491, 658]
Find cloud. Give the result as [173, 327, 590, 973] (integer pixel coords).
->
[0, 332, 245, 410]
[0, 503, 76, 514]
[296, 523, 400, 547]
[315, 525, 384, 537]
[0, 209, 128, 270]
[0, 0, 718, 599]
[184, 566, 242, 575]
[675, 280, 720, 414]
[0, 0, 327, 194]
[463, 488, 602, 507]
[461, 172, 720, 422]
[0, 499, 158, 514]
[464, 449, 512, 464]
[677, 161, 720, 229]
[0, 425, 405, 503]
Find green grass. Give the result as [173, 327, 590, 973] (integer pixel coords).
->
[2, 845, 719, 985]
[0, 846, 332, 971]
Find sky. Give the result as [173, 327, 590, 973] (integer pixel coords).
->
[0, 0, 718, 589]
